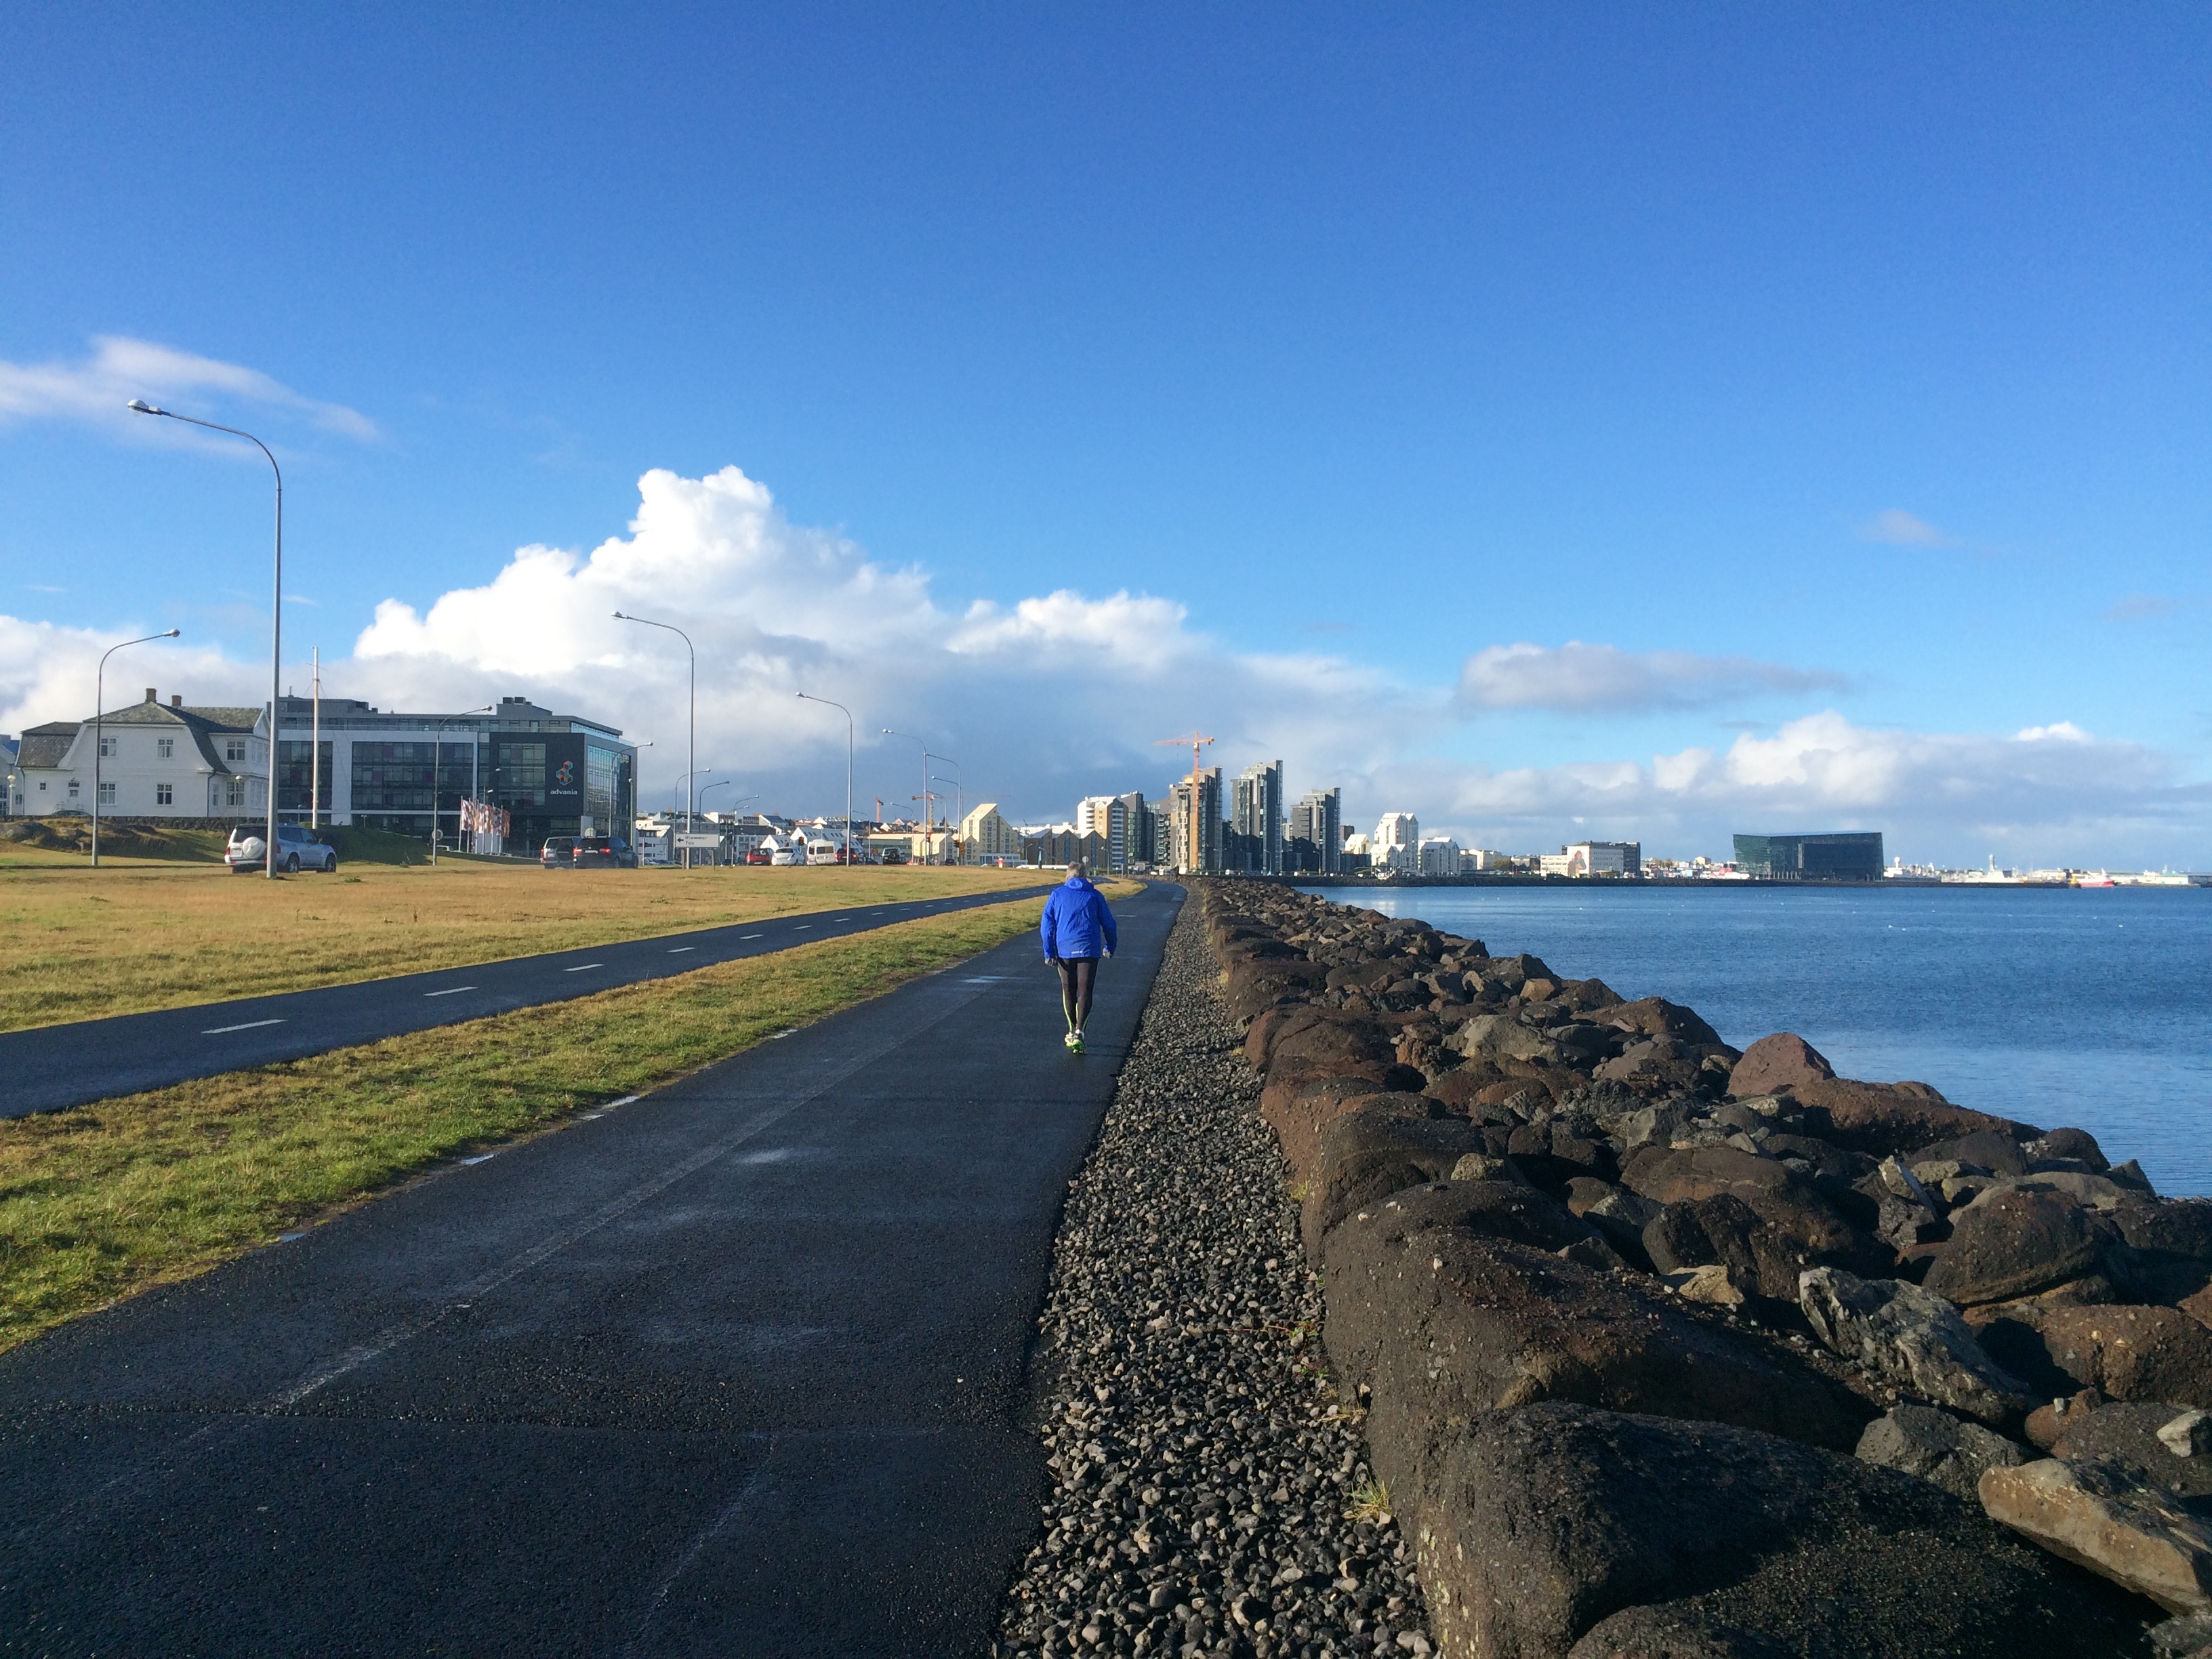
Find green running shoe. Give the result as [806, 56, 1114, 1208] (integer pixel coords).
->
[1069, 1032, 1085, 1055]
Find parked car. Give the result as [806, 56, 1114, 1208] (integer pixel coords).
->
[745, 847, 773, 865]
[228, 821, 338, 874]
[541, 835, 636, 869]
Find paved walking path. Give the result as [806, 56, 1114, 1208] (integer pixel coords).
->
[1, 882, 1057, 1117]
[0, 881, 1181, 1658]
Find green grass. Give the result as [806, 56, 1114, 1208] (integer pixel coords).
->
[0, 889, 1097, 1355]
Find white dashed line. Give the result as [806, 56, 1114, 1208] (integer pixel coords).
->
[741, 933, 763, 939]
[668, 947, 695, 954]
[793, 924, 812, 930]
[203, 1018, 285, 1035]
[424, 986, 476, 998]
[459, 1154, 495, 1166]
[562, 963, 604, 973]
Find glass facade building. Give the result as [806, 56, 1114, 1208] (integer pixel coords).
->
[275, 694, 637, 853]
[1733, 831, 1885, 882]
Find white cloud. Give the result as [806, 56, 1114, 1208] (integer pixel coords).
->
[4, 462, 2204, 866]
[0, 335, 377, 443]
[1405, 710, 2205, 863]
[1458, 640, 1847, 712]
[1858, 508, 1957, 547]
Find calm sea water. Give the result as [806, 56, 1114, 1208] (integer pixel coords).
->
[1298, 884, 2211, 1198]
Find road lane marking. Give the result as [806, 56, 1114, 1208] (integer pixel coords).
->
[740, 933, 763, 939]
[203, 1018, 285, 1034]
[668, 946, 695, 954]
[793, 924, 812, 930]
[563, 963, 604, 973]
[424, 986, 476, 998]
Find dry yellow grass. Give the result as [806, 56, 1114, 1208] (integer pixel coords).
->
[0, 855, 1050, 1033]
[0, 888, 1132, 1354]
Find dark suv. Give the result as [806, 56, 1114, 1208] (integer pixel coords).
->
[544, 835, 636, 869]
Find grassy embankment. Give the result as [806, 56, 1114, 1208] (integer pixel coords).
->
[0, 831, 1048, 1033]
[0, 879, 1141, 1356]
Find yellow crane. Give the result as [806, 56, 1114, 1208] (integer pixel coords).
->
[1154, 731, 1216, 873]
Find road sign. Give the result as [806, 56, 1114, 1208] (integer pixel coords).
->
[674, 834, 723, 850]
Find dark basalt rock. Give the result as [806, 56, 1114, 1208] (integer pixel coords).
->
[1300, 1102, 1488, 1262]
[1856, 1403, 2028, 1502]
[1414, 1404, 2146, 1659]
[2052, 1401, 2212, 1502]
[1970, 1302, 2212, 1408]
[1926, 1189, 2118, 1306]
[1728, 1031, 1838, 1098]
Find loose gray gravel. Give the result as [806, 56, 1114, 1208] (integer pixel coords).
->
[994, 897, 1431, 1659]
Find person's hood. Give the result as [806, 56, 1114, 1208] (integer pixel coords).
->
[1062, 874, 1094, 888]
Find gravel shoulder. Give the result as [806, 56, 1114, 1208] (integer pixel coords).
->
[996, 897, 1431, 1659]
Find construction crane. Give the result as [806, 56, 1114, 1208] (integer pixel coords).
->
[1154, 731, 1216, 873]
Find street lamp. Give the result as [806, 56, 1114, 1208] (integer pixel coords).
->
[430, 706, 493, 865]
[931, 770, 963, 866]
[882, 729, 932, 864]
[128, 399, 284, 878]
[90, 628, 181, 868]
[613, 611, 695, 867]
[928, 753, 961, 864]
[796, 693, 853, 868]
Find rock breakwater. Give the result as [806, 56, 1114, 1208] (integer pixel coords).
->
[1197, 878, 2212, 1657]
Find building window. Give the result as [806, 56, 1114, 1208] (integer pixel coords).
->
[39, 780, 47, 792]
[98, 781, 116, 804]
[68, 779, 80, 798]
[157, 782, 173, 806]
[225, 738, 247, 763]
[98, 736, 117, 758]
[224, 778, 247, 808]
[157, 737, 174, 759]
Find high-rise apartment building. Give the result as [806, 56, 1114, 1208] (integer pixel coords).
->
[1076, 794, 1128, 870]
[1169, 766, 1223, 874]
[1115, 790, 1150, 867]
[1288, 786, 1342, 874]
[1229, 759, 1284, 874]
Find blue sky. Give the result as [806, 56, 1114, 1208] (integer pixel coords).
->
[3, 5, 2207, 863]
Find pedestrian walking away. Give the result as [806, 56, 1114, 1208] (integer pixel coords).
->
[1040, 857, 1117, 1054]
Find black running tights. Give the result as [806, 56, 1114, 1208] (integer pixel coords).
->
[1056, 956, 1099, 1030]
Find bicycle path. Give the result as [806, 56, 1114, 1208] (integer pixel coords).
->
[0, 880, 1181, 1657]
[1, 881, 1057, 1117]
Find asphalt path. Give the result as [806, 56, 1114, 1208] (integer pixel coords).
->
[0, 879, 1181, 1658]
[0, 881, 1059, 1118]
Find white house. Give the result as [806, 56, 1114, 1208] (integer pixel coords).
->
[14, 689, 268, 821]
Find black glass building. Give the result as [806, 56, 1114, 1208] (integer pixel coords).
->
[1732, 831, 1885, 882]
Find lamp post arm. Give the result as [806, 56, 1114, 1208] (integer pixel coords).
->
[91, 628, 180, 869]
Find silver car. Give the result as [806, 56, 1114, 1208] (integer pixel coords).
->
[227, 821, 339, 874]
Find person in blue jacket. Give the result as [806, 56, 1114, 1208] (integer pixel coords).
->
[1040, 857, 1117, 1054]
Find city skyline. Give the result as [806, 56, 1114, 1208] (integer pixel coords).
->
[3, 11, 2207, 866]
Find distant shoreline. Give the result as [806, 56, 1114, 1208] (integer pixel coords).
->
[1265, 873, 2210, 890]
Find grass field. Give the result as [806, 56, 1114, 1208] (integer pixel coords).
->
[0, 884, 1144, 1355]
[0, 846, 1051, 1033]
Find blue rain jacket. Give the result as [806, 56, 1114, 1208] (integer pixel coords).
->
[1040, 874, 1118, 961]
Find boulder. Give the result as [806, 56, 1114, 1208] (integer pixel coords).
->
[1856, 1403, 2028, 1502]
[1799, 1268, 2028, 1424]
[1409, 1403, 2145, 1659]
[1567, 1181, 1662, 1263]
[2152, 1611, 2212, 1658]
[2048, 1403, 2212, 1502]
[1919, 1127, 2034, 1179]
[1796, 1075, 2030, 1158]
[1625, 1149, 1891, 1298]
[1298, 1105, 1492, 1262]
[1926, 1189, 2118, 1306]
[1322, 1215, 1876, 1517]
[2031, 1126, 2113, 1172]
[2165, 1410, 2212, 1460]
[1971, 1303, 2212, 1409]
[1728, 1031, 1836, 1098]
[1604, 996, 1724, 1048]
[1443, 1012, 1561, 1066]
[1259, 1068, 1391, 1180]
[1980, 1456, 2212, 1615]
[2118, 1200, 2212, 1265]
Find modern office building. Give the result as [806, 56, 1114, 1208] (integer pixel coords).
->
[962, 802, 1020, 862]
[1229, 758, 1284, 875]
[1076, 794, 1129, 870]
[274, 693, 638, 853]
[1417, 836, 1462, 876]
[1372, 811, 1419, 873]
[1288, 786, 1342, 874]
[1562, 840, 1642, 878]
[1733, 831, 1885, 882]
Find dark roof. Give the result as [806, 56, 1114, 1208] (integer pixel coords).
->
[16, 703, 261, 775]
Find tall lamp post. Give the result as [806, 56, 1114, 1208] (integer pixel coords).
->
[430, 706, 493, 865]
[882, 729, 931, 864]
[928, 754, 961, 864]
[613, 611, 695, 867]
[128, 399, 285, 878]
[90, 628, 181, 868]
[796, 693, 854, 867]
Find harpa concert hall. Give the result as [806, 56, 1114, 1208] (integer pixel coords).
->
[275, 694, 638, 852]
[1733, 831, 1885, 882]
